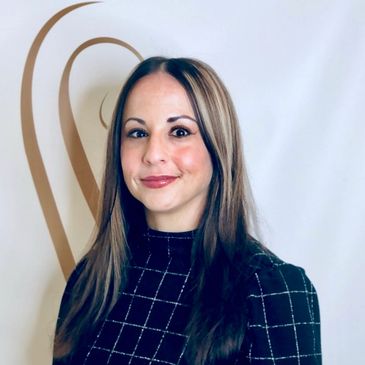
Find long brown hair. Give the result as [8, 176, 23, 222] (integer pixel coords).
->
[54, 57, 259, 364]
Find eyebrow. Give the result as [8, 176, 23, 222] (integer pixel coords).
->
[123, 115, 197, 125]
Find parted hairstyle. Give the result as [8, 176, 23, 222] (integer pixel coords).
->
[54, 56, 260, 364]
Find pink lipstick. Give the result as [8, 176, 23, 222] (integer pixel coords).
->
[141, 175, 177, 189]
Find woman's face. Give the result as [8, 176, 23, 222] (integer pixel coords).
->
[121, 72, 213, 231]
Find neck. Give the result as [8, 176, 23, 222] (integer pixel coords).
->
[145, 210, 200, 232]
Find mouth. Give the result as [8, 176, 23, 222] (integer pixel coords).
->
[140, 175, 178, 189]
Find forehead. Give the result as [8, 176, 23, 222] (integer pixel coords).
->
[129, 72, 186, 98]
[123, 72, 194, 116]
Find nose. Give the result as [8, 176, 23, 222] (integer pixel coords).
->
[142, 135, 167, 165]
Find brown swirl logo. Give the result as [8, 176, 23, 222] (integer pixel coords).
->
[21, 2, 143, 279]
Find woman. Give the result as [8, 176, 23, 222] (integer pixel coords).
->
[53, 57, 321, 364]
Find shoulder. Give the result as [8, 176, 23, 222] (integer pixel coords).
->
[245, 243, 317, 300]
[241, 241, 322, 363]
[244, 241, 320, 324]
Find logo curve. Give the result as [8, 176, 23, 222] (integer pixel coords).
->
[21, 2, 143, 280]
[99, 93, 110, 129]
[59, 37, 143, 220]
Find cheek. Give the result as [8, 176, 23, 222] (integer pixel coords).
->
[174, 145, 212, 177]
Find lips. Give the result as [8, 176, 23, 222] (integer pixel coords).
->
[140, 175, 178, 189]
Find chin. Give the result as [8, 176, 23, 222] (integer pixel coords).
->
[144, 203, 175, 213]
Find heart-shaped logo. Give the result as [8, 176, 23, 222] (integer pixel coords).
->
[21, 2, 143, 279]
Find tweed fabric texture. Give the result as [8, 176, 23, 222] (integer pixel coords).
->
[54, 229, 321, 364]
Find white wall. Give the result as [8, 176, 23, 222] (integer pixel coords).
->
[1, 1, 364, 364]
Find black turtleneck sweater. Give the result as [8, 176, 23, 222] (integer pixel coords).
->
[63, 229, 194, 365]
[55, 229, 321, 364]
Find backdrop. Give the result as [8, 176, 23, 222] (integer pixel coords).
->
[1, 1, 364, 364]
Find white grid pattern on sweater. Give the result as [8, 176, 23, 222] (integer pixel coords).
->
[82, 254, 153, 365]
[104, 320, 186, 337]
[81, 234, 191, 365]
[245, 264, 321, 363]
[248, 353, 322, 362]
[255, 272, 276, 364]
[278, 267, 300, 364]
[127, 255, 173, 364]
[90, 346, 176, 365]
[119, 292, 189, 307]
[300, 267, 318, 359]
[152, 266, 191, 365]
[61, 236, 321, 365]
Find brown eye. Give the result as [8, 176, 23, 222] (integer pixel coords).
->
[171, 127, 191, 138]
[127, 129, 148, 138]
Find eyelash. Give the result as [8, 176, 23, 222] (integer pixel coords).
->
[127, 129, 148, 138]
[126, 126, 192, 139]
[170, 126, 192, 138]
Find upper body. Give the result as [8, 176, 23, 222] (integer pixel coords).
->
[54, 228, 321, 365]
[53, 57, 322, 365]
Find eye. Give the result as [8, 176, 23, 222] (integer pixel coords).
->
[127, 129, 148, 138]
[170, 127, 191, 138]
